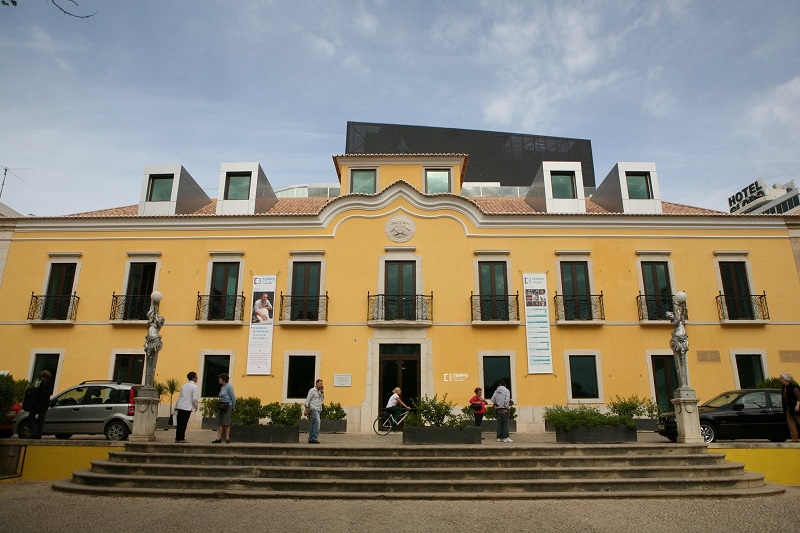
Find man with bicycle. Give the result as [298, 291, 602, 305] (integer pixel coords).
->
[386, 387, 410, 423]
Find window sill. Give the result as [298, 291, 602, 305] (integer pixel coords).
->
[276, 320, 327, 327]
[27, 319, 76, 326]
[555, 320, 605, 326]
[471, 320, 521, 326]
[110, 319, 148, 326]
[194, 320, 246, 326]
[367, 320, 433, 328]
[720, 319, 769, 326]
[638, 319, 672, 326]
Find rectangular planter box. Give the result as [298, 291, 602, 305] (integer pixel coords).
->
[201, 417, 218, 431]
[555, 425, 638, 444]
[635, 418, 658, 432]
[299, 419, 347, 433]
[402, 426, 482, 445]
[156, 417, 174, 430]
[479, 420, 517, 434]
[230, 425, 300, 443]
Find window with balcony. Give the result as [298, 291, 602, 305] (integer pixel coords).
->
[551, 172, 577, 199]
[557, 260, 601, 321]
[567, 353, 601, 401]
[113, 354, 144, 383]
[112, 262, 156, 320]
[224, 172, 252, 200]
[626, 172, 653, 199]
[197, 262, 244, 321]
[639, 261, 672, 320]
[146, 174, 173, 202]
[477, 262, 511, 321]
[288, 261, 322, 321]
[30, 262, 78, 321]
[717, 260, 768, 320]
[425, 169, 451, 194]
[351, 169, 376, 194]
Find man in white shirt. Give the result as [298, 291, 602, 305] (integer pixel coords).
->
[305, 379, 324, 444]
[175, 371, 200, 443]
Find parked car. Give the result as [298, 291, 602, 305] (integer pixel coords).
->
[1, 403, 22, 438]
[13, 380, 140, 441]
[657, 389, 790, 443]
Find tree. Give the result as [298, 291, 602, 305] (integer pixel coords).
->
[1, 0, 97, 18]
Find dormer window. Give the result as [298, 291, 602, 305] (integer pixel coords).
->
[224, 172, 252, 200]
[425, 169, 451, 194]
[551, 172, 577, 199]
[351, 169, 376, 194]
[626, 172, 653, 199]
[147, 174, 173, 202]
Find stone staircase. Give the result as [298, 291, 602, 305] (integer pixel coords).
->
[52, 442, 785, 499]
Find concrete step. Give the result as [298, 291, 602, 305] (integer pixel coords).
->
[62, 469, 771, 494]
[89, 459, 747, 480]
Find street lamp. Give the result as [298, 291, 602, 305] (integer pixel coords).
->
[667, 290, 703, 443]
[130, 291, 165, 442]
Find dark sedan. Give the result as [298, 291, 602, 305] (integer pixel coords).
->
[657, 389, 790, 443]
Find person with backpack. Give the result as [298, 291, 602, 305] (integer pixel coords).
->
[30, 370, 54, 439]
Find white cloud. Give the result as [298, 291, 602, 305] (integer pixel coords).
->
[747, 76, 800, 144]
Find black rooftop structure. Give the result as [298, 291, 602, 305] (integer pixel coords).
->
[346, 121, 596, 188]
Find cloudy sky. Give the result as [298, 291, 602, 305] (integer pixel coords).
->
[1, 0, 798, 216]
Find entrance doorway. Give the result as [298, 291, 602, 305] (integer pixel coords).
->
[651, 354, 679, 413]
[378, 344, 420, 411]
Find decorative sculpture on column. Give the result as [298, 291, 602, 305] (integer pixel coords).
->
[143, 291, 164, 387]
[666, 291, 689, 390]
[131, 291, 164, 442]
[665, 291, 703, 443]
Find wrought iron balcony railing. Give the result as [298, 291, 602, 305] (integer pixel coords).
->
[716, 292, 769, 321]
[28, 293, 80, 321]
[470, 293, 519, 321]
[279, 293, 329, 322]
[636, 293, 688, 321]
[554, 292, 604, 322]
[367, 293, 433, 322]
[196, 293, 246, 321]
[109, 293, 151, 321]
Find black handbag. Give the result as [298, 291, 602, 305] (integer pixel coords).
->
[470, 402, 482, 411]
[218, 402, 229, 413]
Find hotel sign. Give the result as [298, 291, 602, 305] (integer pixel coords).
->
[728, 180, 766, 213]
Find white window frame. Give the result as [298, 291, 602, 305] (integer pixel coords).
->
[350, 167, 378, 194]
[564, 350, 604, 403]
[423, 167, 452, 194]
[107, 349, 147, 384]
[472, 251, 516, 323]
[282, 350, 321, 402]
[199, 350, 235, 397]
[27, 349, 65, 392]
[729, 349, 768, 389]
[477, 350, 517, 400]
[377, 246, 422, 294]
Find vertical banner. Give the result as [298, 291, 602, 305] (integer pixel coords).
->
[247, 275, 276, 375]
[523, 273, 553, 374]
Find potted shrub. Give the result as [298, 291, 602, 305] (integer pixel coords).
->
[299, 401, 347, 433]
[403, 394, 481, 444]
[608, 394, 660, 432]
[200, 397, 220, 430]
[231, 401, 302, 443]
[544, 404, 637, 443]
[153, 380, 170, 430]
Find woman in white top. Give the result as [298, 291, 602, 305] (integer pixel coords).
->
[386, 386, 410, 421]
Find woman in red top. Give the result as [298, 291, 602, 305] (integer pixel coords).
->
[469, 387, 488, 427]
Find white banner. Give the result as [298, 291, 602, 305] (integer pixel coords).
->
[523, 273, 553, 374]
[247, 275, 276, 375]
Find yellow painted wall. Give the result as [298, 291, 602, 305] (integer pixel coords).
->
[715, 447, 800, 485]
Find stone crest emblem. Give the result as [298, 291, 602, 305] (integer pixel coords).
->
[385, 215, 415, 243]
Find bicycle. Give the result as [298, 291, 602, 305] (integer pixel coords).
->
[373, 409, 411, 435]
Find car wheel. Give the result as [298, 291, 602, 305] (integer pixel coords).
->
[105, 420, 130, 441]
[699, 423, 717, 443]
[54, 433, 72, 440]
[17, 419, 35, 439]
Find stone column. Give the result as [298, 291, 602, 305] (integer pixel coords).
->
[130, 291, 164, 442]
[667, 291, 703, 444]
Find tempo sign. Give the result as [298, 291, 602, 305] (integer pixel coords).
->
[728, 180, 766, 213]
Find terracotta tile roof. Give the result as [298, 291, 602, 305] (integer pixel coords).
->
[469, 197, 537, 214]
[65, 205, 139, 217]
[264, 198, 333, 215]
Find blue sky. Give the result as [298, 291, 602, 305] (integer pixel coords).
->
[1, 0, 798, 216]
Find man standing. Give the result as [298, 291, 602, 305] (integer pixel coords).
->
[31, 370, 54, 439]
[305, 379, 324, 444]
[174, 371, 200, 443]
[491, 379, 512, 443]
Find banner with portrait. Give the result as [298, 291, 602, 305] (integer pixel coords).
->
[247, 275, 276, 375]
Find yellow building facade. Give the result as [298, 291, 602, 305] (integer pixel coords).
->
[1, 153, 799, 433]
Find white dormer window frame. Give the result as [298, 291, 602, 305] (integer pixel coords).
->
[146, 174, 174, 202]
[625, 172, 654, 200]
[550, 171, 577, 199]
[424, 168, 452, 194]
[224, 171, 252, 200]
